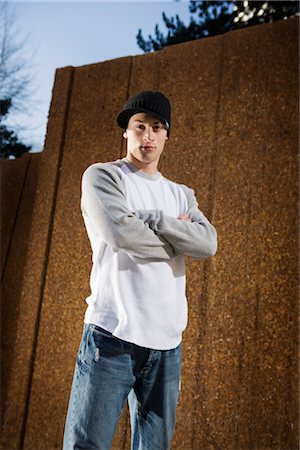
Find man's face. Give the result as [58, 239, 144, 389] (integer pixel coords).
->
[124, 112, 168, 168]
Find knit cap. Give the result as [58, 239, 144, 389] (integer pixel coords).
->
[117, 91, 171, 136]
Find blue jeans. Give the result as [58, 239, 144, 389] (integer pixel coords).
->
[63, 324, 182, 450]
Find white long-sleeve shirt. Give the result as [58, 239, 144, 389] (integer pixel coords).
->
[81, 157, 217, 350]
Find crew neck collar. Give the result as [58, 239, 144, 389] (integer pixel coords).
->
[122, 157, 161, 181]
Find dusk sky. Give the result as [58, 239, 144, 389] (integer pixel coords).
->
[6, 1, 192, 151]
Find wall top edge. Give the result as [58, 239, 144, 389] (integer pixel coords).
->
[56, 16, 298, 73]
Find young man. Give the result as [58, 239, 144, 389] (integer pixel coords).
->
[63, 91, 217, 450]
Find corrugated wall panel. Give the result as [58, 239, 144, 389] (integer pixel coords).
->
[1, 67, 74, 449]
[0, 152, 40, 425]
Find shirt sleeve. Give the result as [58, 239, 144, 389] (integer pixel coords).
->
[81, 163, 177, 261]
[135, 185, 217, 260]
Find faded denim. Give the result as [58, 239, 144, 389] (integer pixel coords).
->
[63, 323, 182, 450]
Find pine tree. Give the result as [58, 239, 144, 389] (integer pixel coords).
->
[0, 99, 31, 159]
[137, 1, 299, 53]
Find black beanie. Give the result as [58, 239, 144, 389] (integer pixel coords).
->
[117, 91, 171, 136]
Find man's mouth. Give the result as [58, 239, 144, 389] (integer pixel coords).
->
[141, 145, 155, 151]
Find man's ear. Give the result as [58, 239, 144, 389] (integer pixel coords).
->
[123, 130, 128, 139]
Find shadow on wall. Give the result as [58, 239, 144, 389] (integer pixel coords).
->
[0, 152, 41, 422]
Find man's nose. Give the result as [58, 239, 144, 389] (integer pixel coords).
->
[143, 127, 154, 141]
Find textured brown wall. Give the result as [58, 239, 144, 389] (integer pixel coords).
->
[0, 67, 74, 449]
[1, 18, 298, 450]
[0, 152, 41, 425]
[0, 153, 39, 277]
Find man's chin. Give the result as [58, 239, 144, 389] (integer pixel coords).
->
[133, 151, 156, 164]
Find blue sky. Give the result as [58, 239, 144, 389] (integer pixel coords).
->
[5, 1, 192, 151]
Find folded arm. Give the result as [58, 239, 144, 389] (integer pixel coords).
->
[81, 163, 177, 260]
[135, 185, 217, 260]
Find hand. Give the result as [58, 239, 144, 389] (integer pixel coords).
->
[178, 213, 192, 222]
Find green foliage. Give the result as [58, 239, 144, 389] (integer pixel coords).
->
[137, 1, 299, 52]
[0, 98, 31, 159]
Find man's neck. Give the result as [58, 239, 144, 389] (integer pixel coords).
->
[125, 153, 159, 175]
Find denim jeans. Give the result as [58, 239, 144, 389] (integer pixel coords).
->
[63, 323, 182, 450]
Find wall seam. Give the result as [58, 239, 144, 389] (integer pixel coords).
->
[1, 155, 31, 283]
[19, 66, 75, 449]
[191, 35, 225, 450]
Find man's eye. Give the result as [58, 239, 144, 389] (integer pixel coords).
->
[153, 126, 161, 132]
[137, 124, 145, 130]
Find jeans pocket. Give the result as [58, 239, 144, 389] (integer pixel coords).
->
[89, 325, 124, 359]
[89, 324, 113, 338]
[76, 324, 99, 373]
